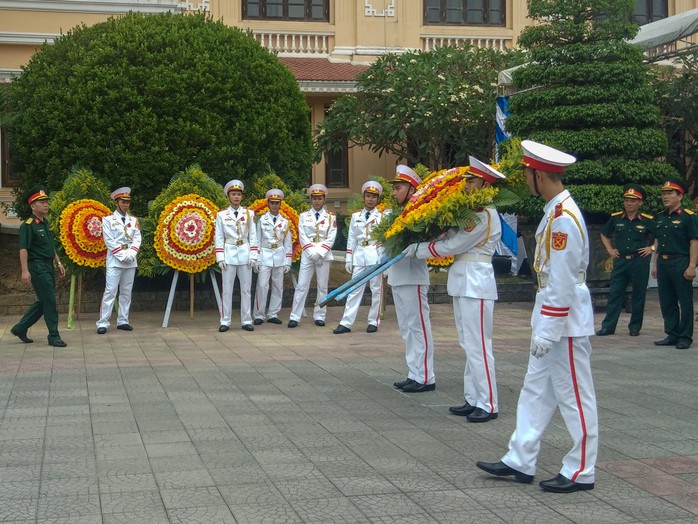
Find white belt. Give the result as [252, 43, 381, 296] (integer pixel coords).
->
[455, 253, 492, 263]
[537, 271, 586, 288]
[225, 239, 247, 246]
[262, 242, 281, 249]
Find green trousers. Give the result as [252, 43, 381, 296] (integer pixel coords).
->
[657, 257, 694, 344]
[12, 260, 61, 342]
[600, 256, 650, 333]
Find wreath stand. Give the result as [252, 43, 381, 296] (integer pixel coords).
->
[162, 268, 222, 328]
[66, 273, 85, 329]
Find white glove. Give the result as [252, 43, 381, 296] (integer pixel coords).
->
[124, 255, 134, 264]
[306, 251, 317, 262]
[283, 265, 291, 274]
[402, 243, 418, 258]
[345, 262, 353, 274]
[252, 261, 260, 273]
[530, 335, 554, 359]
[218, 261, 227, 271]
[248, 258, 256, 269]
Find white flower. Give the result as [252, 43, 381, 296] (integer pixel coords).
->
[438, 74, 445, 81]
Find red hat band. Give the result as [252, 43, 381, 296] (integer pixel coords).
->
[662, 182, 684, 194]
[523, 156, 565, 173]
[469, 165, 496, 183]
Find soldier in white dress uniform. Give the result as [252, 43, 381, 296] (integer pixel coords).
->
[288, 184, 337, 328]
[406, 157, 504, 421]
[333, 181, 385, 335]
[388, 166, 436, 393]
[215, 180, 259, 332]
[477, 141, 598, 494]
[253, 189, 292, 325]
[97, 187, 141, 334]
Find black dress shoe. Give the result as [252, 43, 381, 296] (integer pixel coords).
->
[476, 461, 533, 484]
[539, 473, 594, 493]
[401, 381, 435, 393]
[466, 407, 498, 423]
[242, 324, 254, 332]
[288, 320, 298, 328]
[219, 325, 229, 332]
[48, 339, 67, 348]
[117, 324, 133, 331]
[366, 324, 378, 333]
[333, 325, 351, 334]
[253, 318, 264, 326]
[267, 317, 283, 325]
[10, 327, 33, 344]
[654, 336, 677, 346]
[97, 327, 107, 335]
[676, 340, 691, 350]
[393, 378, 413, 389]
[629, 330, 640, 337]
[314, 320, 325, 327]
[595, 328, 614, 336]
[449, 402, 476, 416]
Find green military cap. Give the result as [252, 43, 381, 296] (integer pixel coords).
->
[27, 185, 49, 204]
[661, 176, 687, 195]
[622, 183, 645, 200]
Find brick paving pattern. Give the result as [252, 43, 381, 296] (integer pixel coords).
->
[1, 295, 697, 523]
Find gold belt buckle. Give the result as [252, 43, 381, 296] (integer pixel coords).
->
[313, 236, 320, 243]
[360, 240, 369, 247]
[121, 244, 129, 250]
[235, 240, 243, 246]
[270, 243, 278, 249]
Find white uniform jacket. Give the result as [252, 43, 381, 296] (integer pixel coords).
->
[215, 206, 259, 265]
[256, 212, 292, 268]
[415, 207, 500, 299]
[532, 190, 594, 341]
[103, 211, 141, 269]
[298, 209, 337, 261]
[346, 208, 384, 267]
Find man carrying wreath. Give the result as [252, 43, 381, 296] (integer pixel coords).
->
[403, 157, 504, 421]
[215, 180, 259, 332]
[97, 187, 141, 335]
[253, 188, 292, 325]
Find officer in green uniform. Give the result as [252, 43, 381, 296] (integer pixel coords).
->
[596, 184, 655, 337]
[652, 177, 698, 350]
[10, 186, 67, 347]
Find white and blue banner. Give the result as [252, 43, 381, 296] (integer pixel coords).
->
[495, 96, 511, 161]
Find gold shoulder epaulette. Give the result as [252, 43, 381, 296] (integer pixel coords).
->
[685, 208, 695, 215]
[611, 211, 623, 217]
[641, 213, 654, 219]
[25, 217, 33, 224]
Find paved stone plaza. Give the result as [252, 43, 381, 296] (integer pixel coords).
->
[1, 295, 697, 523]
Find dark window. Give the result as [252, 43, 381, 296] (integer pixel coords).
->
[632, 0, 667, 25]
[243, 0, 328, 21]
[325, 145, 348, 188]
[423, 0, 504, 26]
[1, 130, 19, 188]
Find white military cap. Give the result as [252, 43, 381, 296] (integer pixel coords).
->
[224, 179, 245, 194]
[111, 187, 131, 200]
[521, 140, 576, 173]
[265, 188, 285, 201]
[308, 184, 328, 196]
[361, 181, 383, 195]
[468, 156, 506, 183]
[391, 165, 421, 188]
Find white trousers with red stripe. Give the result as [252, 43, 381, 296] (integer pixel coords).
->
[453, 297, 498, 413]
[97, 266, 135, 329]
[254, 265, 284, 320]
[502, 336, 598, 483]
[290, 257, 330, 322]
[339, 267, 382, 329]
[392, 285, 435, 385]
[220, 264, 253, 327]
